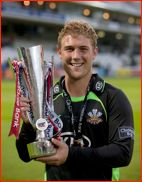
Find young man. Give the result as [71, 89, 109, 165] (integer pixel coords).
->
[17, 20, 134, 181]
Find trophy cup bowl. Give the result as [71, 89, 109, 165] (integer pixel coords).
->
[19, 45, 56, 159]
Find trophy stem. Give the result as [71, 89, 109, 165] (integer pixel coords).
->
[36, 130, 46, 141]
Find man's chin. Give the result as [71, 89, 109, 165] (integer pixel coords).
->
[67, 73, 84, 81]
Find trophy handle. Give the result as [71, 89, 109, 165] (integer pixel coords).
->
[17, 47, 23, 61]
[8, 57, 16, 81]
[50, 55, 54, 110]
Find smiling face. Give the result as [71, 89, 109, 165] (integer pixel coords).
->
[57, 34, 98, 81]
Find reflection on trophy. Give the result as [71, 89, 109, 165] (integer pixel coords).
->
[8, 45, 63, 159]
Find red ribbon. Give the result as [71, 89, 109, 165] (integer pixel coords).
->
[9, 61, 21, 139]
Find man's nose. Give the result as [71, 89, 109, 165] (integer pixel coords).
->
[72, 49, 81, 60]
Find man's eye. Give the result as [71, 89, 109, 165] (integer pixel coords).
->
[81, 48, 88, 51]
[66, 48, 73, 51]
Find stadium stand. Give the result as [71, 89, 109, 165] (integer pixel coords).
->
[1, 1, 141, 78]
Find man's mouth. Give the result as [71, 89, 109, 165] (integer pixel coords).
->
[70, 63, 84, 67]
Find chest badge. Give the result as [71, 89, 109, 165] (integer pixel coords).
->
[87, 109, 103, 125]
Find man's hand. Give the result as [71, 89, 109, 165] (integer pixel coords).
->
[34, 138, 69, 166]
[20, 91, 30, 124]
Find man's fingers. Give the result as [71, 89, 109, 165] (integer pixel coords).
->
[21, 107, 30, 112]
[21, 111, 30, 124]
[20, 96, 30, 102]
[51, 138, 62, 147]
[34, 155, 57, 165]
[35, 156, 56, 162]
[19, 93, 31, 124]
[20, 101, 30, 107]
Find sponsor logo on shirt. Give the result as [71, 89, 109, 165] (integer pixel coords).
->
[87, 109, 103, 124]
[61, 132, 91, 147]
[118, 126, 135, 140]
[54, 85, 59, 93]
[96, 81, 103, 91]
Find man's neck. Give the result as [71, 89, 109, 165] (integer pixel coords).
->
[65, 74, 93, 97]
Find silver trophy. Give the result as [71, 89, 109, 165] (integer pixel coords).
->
[8, 45, 63, 159]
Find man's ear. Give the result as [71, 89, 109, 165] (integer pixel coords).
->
[92, 47, 98, 60]
[57, 46, 62, 59]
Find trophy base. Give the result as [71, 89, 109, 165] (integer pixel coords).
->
[27, 140, 56, 159]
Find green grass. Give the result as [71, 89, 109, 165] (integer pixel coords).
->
[1, 77, 141, 181]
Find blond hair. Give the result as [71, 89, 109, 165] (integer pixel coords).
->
[58, 20, 98, 50]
